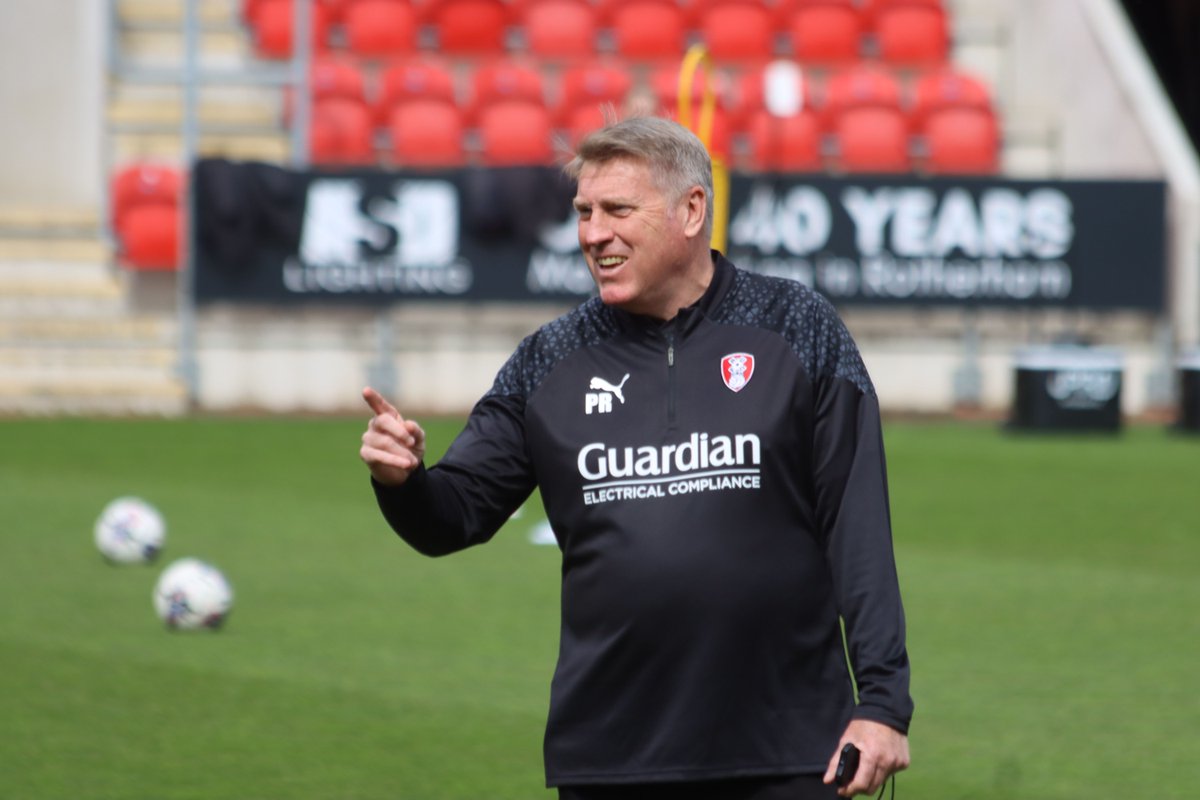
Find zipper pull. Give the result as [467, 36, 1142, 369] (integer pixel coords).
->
[668, 344, 675, 367]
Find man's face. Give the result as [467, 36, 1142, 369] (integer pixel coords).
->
[573, 157, 702, 318]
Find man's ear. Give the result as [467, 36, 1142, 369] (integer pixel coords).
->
[681, 186, 708, 239]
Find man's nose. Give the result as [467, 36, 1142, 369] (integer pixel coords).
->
[580, 214, 613, 246]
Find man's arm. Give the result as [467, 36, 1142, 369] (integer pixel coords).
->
[361, 386, 536, 557]
[806, 301, 913, 795]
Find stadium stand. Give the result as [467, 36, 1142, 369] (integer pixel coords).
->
[94, 0, 1200, 420]
[222, 0, 1008, 175]
[0, 0, 1186, 423]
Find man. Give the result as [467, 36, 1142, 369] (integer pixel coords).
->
[360, 117, 912, 799]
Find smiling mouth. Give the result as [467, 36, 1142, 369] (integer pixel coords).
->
[596, 256, 627, 269]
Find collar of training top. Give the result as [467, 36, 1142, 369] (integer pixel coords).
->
[610, 250, 735, 337]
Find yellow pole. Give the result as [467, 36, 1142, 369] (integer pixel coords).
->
[677, 44, 729, 253]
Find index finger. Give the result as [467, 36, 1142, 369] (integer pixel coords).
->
[362, 386, 400, 419]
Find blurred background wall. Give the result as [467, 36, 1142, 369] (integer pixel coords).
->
[0, 0, 105, 211]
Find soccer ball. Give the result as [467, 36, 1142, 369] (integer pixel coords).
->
[152, 558, 234, 630]
[94, 497, 166, 564]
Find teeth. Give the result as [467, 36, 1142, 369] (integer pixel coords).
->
[597, 256, 626, 267]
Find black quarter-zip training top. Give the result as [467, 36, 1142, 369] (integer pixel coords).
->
[373, 253, 913, 787]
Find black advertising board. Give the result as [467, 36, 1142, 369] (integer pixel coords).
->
[192, 160, 590, 305]
[724, 175, 1166, 310]
[192, 159, 1167, 312]
[1008, 346, 1124, 432]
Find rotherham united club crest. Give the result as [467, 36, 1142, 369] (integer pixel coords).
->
[721, 352, 755, 392]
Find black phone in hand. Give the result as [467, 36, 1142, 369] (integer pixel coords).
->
[835, 743, 860, 787]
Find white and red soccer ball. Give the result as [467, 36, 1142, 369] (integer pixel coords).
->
[152, 557, 234, 630]
[94, 497, 166, 564]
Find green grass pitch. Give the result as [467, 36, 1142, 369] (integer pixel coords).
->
[1, 417, 1197, 799]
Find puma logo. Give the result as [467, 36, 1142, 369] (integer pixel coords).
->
[589, 374, 630, 404]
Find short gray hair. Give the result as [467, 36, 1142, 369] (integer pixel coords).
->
[565, 116, 714, 238]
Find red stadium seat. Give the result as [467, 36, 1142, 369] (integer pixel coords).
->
[516, 0, 599, 59]
[111, 162, 184, 271]
[422, 0, 511, 55]
[696, 1, 776, 63]
[309, 58, 368, 102]
[374, 59, 458, 124]
[600, 0, 688, 61]
[250, 0, 331, 58]
[785, 0, 864, 66]
[819, 62, 903, 130]
[922, 107, 999, 174]
[118, 205, 181, 271]
[343, 0, 418, 56]
[111, 163, 183, 230]
[909, 67, 994, 133]
[309, 98, 377, 164]
[555, 61, 634, 127]
[284, 57, 368, 125]
[832, 106, 911, 171]
[820, 61, 909, 171]
[478, 101, 555, 165]
[465, 60, 547, 125]
[873, 3, 949, 66]
[747, 109, 823, 172]
[387, 100, 467, 166]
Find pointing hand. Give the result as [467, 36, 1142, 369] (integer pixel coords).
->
[360, 386, 426, 486]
